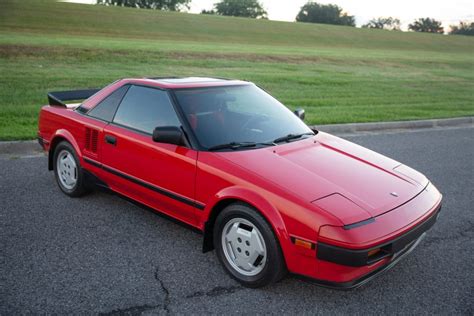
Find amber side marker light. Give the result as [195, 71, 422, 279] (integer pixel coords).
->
[291, 237, 315, 250]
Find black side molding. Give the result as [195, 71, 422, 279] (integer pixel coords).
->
[47, 89, 101, 107]
[37, 136, 45, 149]
[83, 157, 205, 210]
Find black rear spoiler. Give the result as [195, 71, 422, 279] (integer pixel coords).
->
[47, 89, 101, 107]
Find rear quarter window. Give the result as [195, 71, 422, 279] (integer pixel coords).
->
[87, 85, 129, 122]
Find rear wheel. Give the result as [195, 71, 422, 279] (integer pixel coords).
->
[214, 203, 287, 288]
[53, 141, 88, 197]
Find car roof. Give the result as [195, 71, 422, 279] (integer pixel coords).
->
[121, 77, 252, 89]
[80, 77, 252, 110]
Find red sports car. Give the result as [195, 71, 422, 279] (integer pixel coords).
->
[38, 77, 442, 289]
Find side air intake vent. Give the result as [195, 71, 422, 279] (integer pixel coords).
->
[85, 127, 99, 154]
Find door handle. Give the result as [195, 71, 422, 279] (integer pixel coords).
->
[105, 135, 117, 145]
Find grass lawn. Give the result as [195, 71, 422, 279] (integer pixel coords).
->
[1, 0, 473, 140]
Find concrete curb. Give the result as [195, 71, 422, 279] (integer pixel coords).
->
[311, 116, 473, 135]
[0, 117, 472, 157]
[0, 140, 43, 158]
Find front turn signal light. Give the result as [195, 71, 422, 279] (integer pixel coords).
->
[367, 248, 381, 257]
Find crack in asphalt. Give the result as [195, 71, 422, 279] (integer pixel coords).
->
[185, 285, 243, 298]
[99, 268, 171, 315]
[97, 268, 245, 315]
[154, 267, 171, 315]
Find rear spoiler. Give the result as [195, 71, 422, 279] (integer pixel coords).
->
[47, 89, 101, 107]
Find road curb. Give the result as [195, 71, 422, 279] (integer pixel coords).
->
[0, 139, 43, 158]
[0, 117, 472, 157]
[311, 116, 473, 134]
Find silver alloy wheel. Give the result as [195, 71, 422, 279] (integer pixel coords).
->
[57, 149, 78, 190]
[221, 217, 267, 276]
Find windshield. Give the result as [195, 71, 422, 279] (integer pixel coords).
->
[173, 84, 313, 150]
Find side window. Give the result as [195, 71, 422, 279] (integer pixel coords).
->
[113, 85, 180, 134]
[88, 85, 129, 122]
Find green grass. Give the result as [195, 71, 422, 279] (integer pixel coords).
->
[1, 0, 473, 140]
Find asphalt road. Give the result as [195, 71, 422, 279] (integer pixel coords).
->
[1, 126, 473, 315]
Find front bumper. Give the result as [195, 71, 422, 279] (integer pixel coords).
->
[317, 204, 441, 267]
[300, 201, 441, 290]
[299, 230, 429, 289]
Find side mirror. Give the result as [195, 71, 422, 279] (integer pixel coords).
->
[152, 126, 184, 146]
[294, 108, 305, 121]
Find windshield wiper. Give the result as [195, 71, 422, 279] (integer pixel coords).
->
[208, 141, 274, 151]
[272, 132, 315, 144]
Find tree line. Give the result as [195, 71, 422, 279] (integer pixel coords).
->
[96, 0, 474, 36]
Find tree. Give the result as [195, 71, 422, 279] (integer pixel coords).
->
[96, 0, 190, 11]
[408, 18, 444, 34]
[213, 0, 267, 19]
[201, 9, 216, 15]
[449, 21, 474, 36]
[362, 17, 401, 31]
[295, 2, 355, 27]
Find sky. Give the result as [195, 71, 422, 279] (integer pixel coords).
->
[66, 0, 474, 29]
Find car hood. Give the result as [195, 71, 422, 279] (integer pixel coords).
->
[217, 132, 428, 225]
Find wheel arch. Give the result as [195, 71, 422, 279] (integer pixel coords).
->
[201, 187, 290, 255]
[202, 198, 240, 253]
[48, 129, 81, 170]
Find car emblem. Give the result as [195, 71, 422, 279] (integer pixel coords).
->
[390, 192, 399, 197]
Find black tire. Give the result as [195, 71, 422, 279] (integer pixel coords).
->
[53, 141, 88, 197]
[213, 202, 287, 288]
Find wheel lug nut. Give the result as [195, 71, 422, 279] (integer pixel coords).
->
[246, 241, 250, 246]
[245, 251, 249, 256]
[237, 238, 242, 243]
[237, 247, 241, 252]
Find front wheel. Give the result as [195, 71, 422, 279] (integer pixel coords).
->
[214, 203, 287, 288]
[53, 141, 88, 197]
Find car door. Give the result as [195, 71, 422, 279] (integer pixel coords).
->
[101, 85, 199, 226]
